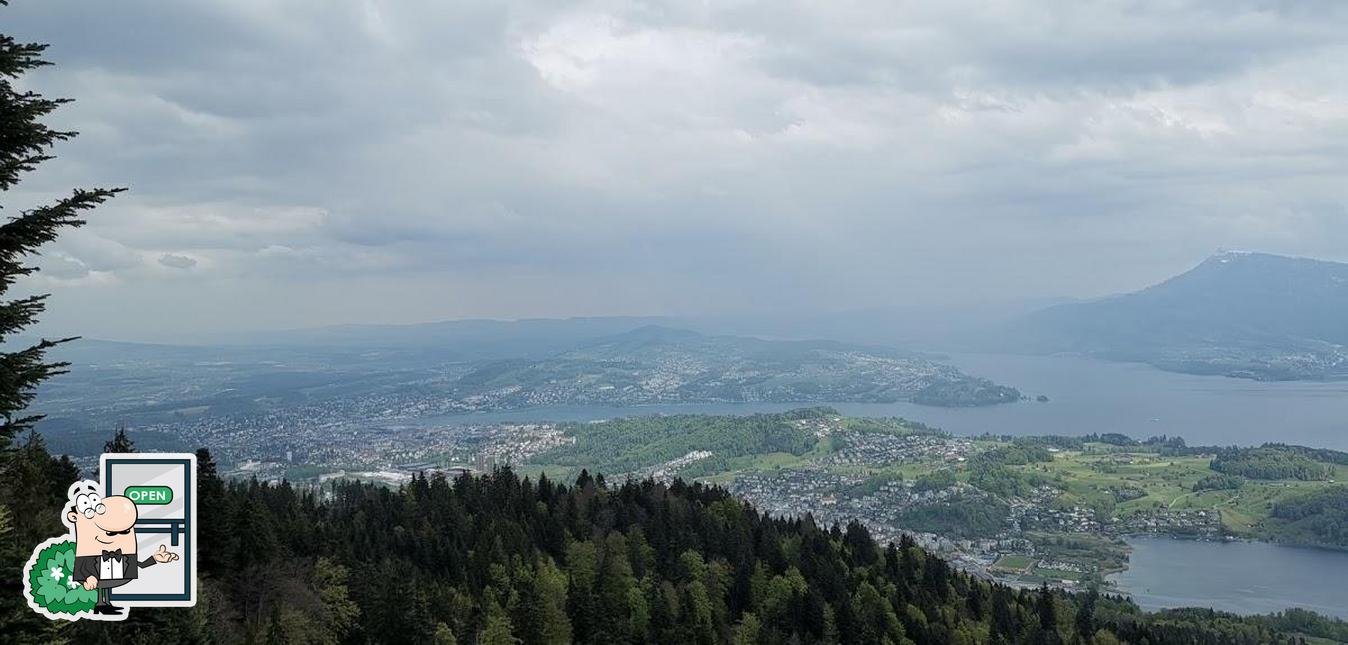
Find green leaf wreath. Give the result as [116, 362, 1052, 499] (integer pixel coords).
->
[27, 540, 98, 615]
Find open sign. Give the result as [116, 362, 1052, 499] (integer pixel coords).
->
[124, 486, 173, 505]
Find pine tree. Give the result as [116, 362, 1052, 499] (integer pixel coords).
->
[313, 557, 359, 644]
[843, 520, 878, 567]
[433, 623, 458, 645]
[479, 597, 521, 645]
[0, 17, 113, 630]
[1036, 583, 1061, 645]
[0, 431, 71, 642]
[1075, 587, 1098, 641]
[732, 612, 761, 645]
[0, 5, 122, 450]
[195, 448, 237, 576]
[104, 425, 136, 453]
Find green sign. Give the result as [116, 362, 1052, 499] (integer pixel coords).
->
[124, 486, 173, 505]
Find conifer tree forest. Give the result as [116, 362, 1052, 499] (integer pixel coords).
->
[5, 447, 1348, 644]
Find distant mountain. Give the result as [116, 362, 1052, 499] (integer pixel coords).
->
[211, 316, 674, 360]
[1007, 251, 1348, 380]
[182, 303, 1066, 363]
[450, 326, 1020, 408]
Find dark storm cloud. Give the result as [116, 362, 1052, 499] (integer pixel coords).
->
[3, 0, 1346, 340]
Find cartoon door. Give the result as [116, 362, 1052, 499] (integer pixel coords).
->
[101, 454, 197, 607]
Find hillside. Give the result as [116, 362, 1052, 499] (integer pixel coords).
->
[216, 316, 674, 360]
[1006, 251, 1348, 380]
[451, 326, 1021, 408]
[7, 439, 1344, 644]
[519, 410, 1348, 583]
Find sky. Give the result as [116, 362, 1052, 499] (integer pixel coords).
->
[5, 0, 1347, 342]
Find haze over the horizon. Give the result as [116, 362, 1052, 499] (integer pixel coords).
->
[7, 1, 1348, 342]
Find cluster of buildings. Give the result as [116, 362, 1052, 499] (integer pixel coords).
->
[210, 418, 573, 484]
[1009, 487, 1104, 534]
[639, 450, 715, 483]
[1117, 509, 1222, 537]
[823, 431, 973, 467]
[474, 423, 576, 467]
[727, 466, 1051, 574]
[727, 469, 868, 519]
[132, 387, 475, 467]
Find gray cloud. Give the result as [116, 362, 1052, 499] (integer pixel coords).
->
[158, 253, 198, 270]
[4, 0, 1346, 341]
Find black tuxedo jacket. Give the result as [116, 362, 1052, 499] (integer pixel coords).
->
[73, 550, 157, 587]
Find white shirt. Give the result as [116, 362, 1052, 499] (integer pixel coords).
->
[99, 554, 125, 580]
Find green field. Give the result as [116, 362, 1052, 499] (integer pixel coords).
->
[523, 409, 1348, 550]
[1032, 567, 1085, 582]
[992, 554, 1033, 572]
[1003, 447, 1348, 542]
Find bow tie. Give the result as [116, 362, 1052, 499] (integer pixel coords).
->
[101, 549, 124, 558]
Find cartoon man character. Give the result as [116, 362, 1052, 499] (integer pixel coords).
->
[67, 482, 180, 615]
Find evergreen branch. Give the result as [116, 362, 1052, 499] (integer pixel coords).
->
[0, 82, 74, 190]
[0, 32, 49, 78]
[0, 293, 49, 339]
[0, 187, 124, 294]
[0, 336, 76, 442]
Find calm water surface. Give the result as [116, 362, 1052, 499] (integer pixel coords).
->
[933, 353, 1348, 449]
[419, 354, 1348, 617]
[423, 353, 1348, 449]
[1110, 537, 1348, 619]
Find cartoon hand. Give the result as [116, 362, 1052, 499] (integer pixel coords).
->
[152, 544, 180, 563]
[83, 576, 97, 591]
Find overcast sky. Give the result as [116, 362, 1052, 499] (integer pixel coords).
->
[6, 0, 1347, 341]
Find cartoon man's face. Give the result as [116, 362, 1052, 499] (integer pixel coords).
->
[66, 487, 139, 557]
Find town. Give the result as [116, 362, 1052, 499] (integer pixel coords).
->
[62, 402, 1269, 591]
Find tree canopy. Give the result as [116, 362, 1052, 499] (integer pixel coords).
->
[0, 2, 121, 447]
[0, 7, 118, 642]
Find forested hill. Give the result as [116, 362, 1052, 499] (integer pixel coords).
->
[4, 440, 1348, 644]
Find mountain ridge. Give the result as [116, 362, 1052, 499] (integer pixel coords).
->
[1007, 251, 1348, 380]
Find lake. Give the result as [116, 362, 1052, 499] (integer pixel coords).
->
[933, 353, 1348, 450]
[423, 352, 1348, 449]
[1110, 537, 1348, 619]
[417, 352, 1348, 618]
[45, 346, 1348, 619]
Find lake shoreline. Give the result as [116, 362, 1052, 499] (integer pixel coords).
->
[1107, 535, 1348, 620]
[408, 352, 1348, 450]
